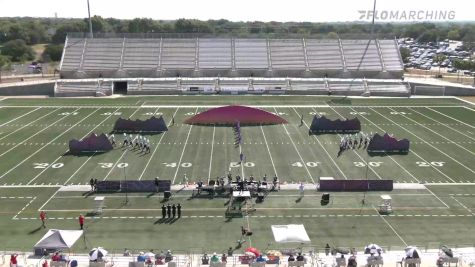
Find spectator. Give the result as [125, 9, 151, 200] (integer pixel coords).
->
[78, 214, 85, 230]
[201, 254, 209, 265]
[297, 253, 304, 262]
[123, 248, 131, 256]
[210, 253, 220, 263]
[288, 254, 295, 262]
[137, 252, 146, 262]
[347, 255, 357, 267]
[299, 182, 304, 197]
[165, 250, 173, 262]
[227, 247, 233, 257]
[51, 252, 61, 262]
[10, 254, 18, 267]
[256, 255, 266, 262]
[221, 254, 227, 263]
[70, 260, 78, 267]
[325, 244, 331, 256]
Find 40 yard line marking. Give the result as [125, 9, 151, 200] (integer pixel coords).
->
[0, 108, 59, 142]
[172, 107, 199, 184]
[207, 125, 216, 183]
[138, 108, 179, 180]
[426, 107, 475, 130]
[0, 107, 40, 127]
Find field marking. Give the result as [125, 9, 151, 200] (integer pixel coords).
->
[0, 107, 78, 158]
[373, 207, 408, 246]
[324, 107, 383, 180]
[426, 107, 475, 130]
[27, 108, 122, 185]
[0, 108, 99, 181]
[62, 152, 96, 185]
[275, 108, 314, 183]
[450, 196, 475, 216]
[0, 107, 40, 127]
[370, 108, 475, 176]
[172, 107, 198, 184]
[0, 108, 60, 142]
[410, 108, 475, 141]
[291, 107, 347, 180]
[424, 187, 450, 209]
[102, 106, 151, 181]
[396, 107, 475, 156]
[463, 106, 475, 112]
[207, 125, 216, 183]
[455, 97, 475, 106]
[138, 108, 179, 181]
[13, 196, 37, 219]
[260, 126, 279, 177]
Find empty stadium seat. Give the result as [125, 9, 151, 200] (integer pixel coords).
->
[341, 40, 382, 71]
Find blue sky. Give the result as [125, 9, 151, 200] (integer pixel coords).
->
[0, 0, 472, 22]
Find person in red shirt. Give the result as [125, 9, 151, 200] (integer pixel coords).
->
[40, 211, 46, 228]
[78, 214, 85, 230]
[10, 254, 18, 267]
[51, 252, 61, 262]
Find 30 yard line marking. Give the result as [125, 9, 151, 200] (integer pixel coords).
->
[0, 107, 40, 127]
[138, 108, 179, 180]
[0, 107, 77, 158]
[207, 125, 216, 183]
[172, 107, 199, 184]
[383, 107, 475, 174]
[426, 107, 475, 130]
[102, 106, 152, 181]
[0, 108, 60, 142]
[29, 108, 123, 185]
[276, 108, 314, 183]
[292, 107, 347, 180]
[260, 126, 278, 177]
[395, 107, 475, 156]
[325, 107, 383, 180]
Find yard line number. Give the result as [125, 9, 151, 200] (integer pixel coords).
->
[230, 162, 255, 168]
[292, 161, 320, 167]
[58, 112, 78, 116]
[163, 162, 193, 168]
[309, 112, 327, 116]
[101, 112, 122, 116]
[354, 161, 383, 167]
[350, 112, 369, 115]
[416, 161, 445, 167]
[144, 112, 163, 116]
[390, 111, 411, 115]
[99, 163, 128, 168]
[33, 163, 64, 169]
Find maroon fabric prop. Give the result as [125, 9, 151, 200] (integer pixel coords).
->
[184, 105, 287, 126]
[113, 116, 168, 132]
[69, 133, 113, 154]
[367, 133, 410, 154]
[309, 116, 361, 133]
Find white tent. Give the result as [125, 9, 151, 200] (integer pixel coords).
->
[34, 229, 83, 251]
[271, 224, 311, 243]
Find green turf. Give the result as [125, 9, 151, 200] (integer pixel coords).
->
[0, 96, 474, 252]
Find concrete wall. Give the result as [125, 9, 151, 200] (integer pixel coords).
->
[0, 82, 55, 96]
[409, 82, 475, 96]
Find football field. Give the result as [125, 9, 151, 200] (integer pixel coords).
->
[0, 95, 474, 252]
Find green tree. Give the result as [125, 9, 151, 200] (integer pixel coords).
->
[327, 32, 339, 39]
[42, 44, 64, 62]
[447, 29, 460, 40]
[52, 22, 87, 44]
[0, 55, 12, 82]
[433, 54, 447, 63]
[1, 39, 35, 62]
[399, 47, 411, 63]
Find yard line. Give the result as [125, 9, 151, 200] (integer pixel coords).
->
[27, 108, 122, 185]
[323, 107, 383, 180]
[0, 108, 60, 141]
[172, 107, 199, 184]
[38, 189, 60, 212]
[0, 107, 40, 127]
[394, 107, 475, 156]
[450, 196, 475, 216]
[260, 126, 279, 177]
[373, 207, 408, 246]
[0, 108, 98, 180]
[13, 196, 37, 219]
[207, 125, 216, 183]
[138, 108, 179, 180]
[425, 186, 450, 209]
[426, 107, 475, 130]
[239, 137, 245, 179]
[463, 106, 475, 112]
[409, 108, 475, 141]
[347, 107, 422, 183]
[370, 108, 475, 175]
[275, 108, 314, 183]
[102, 106, 153, 181]
[291, 107, 347, 180]
[455, 97, 475, 106]
[0, 107, 76, 158]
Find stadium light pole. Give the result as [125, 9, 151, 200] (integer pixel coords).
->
[87, 0, 93, 38]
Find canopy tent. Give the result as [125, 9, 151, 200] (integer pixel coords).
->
[34, 229, 83, 254]
[271, 224, 311, 243]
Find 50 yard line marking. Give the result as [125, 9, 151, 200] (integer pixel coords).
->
[172, 107, 199, 184]
[291, 107, 347, 180]
[0, 107, 40, 127]
[260, 126, 278, 177]
[207, 125, 216, 183]
[275, 107, 314, 183]
[138, 108, 179, 180]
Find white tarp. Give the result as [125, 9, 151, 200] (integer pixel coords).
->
[271, 224, 311, 243]
[34, 229, 83, 250]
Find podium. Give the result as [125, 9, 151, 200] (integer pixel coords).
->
[94, 196, 105, 214]
[378, 195, 392, 214]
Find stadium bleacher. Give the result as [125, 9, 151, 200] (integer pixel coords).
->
[269, 39, 306, 70]
[122, 39, 161, 70]
[340, 40, 382, 71]
[234, 39, 269, 69]
[305, 39, 343, 70]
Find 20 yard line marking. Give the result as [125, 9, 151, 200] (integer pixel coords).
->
[292, 107, 347, 180]
[207, 125, 216, 183]
[260, 126, 278, 177]
[0, 107, 41, 128]
[138, 108, 179, 180]
[172, 107, 198, 184]
[276, 108, 314, 183]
